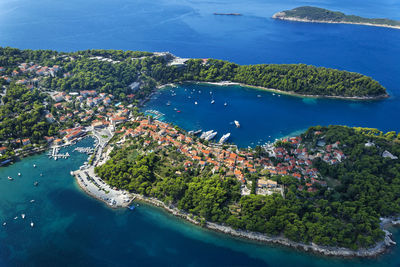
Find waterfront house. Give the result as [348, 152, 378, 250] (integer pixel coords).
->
[22, 139, 31, 146]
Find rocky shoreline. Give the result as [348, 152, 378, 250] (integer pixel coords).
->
[272, 12, 400, 30]
[130, 192, 397, 258]
[187, 81, 389, 101]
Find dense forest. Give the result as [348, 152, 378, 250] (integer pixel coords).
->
[0, 84, 50, 145]
[1, 47, 398, 249]
[95, 125, 400, 250]
[150, 59, 387, 97]
[0, 47, 388, 100]
[274, 6, 400, 27]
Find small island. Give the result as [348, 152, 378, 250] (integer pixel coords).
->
[213, 13, 242, 16]
[272, 6, 400, 30]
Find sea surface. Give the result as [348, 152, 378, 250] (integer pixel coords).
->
[0, 138, 400, 267]
[1, 0, 400, 266]
[142, 83, 399, 147]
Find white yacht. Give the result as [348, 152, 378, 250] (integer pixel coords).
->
[219, 133, 231, 144]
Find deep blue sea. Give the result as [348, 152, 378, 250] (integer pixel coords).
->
[1, 0, 400, 266]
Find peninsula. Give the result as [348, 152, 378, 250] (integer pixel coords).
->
[93, 117, 400, 257]
[0, 47, 390, 167]
[0, 47, 398, 257]
[272, 6, 400, 30]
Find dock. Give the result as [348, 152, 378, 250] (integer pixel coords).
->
[145, 109, 164, 120]
[73, 147, 94, 154]
[48, 147, 70, 160]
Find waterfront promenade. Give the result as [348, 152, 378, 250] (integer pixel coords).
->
[72, 127, 134, 208]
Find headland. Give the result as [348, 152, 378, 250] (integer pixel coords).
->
[272, 6, 400, 30]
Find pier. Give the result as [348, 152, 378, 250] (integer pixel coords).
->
[145, 109, 164, 120]
[48, 147, 70, 160]
[73, 147, 94, 154]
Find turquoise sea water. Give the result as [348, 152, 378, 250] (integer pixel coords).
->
[1, 138, 400, 266]
[1, 0, 400, 265]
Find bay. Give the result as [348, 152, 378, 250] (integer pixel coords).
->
[142, 83, 399, 147]
[0, 0, 400, 265]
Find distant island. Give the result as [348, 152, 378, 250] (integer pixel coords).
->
[214, 13, 242, 16]
[272, 6, 400, 30]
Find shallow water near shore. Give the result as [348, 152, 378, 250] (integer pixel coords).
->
[0, 137, 400, 266]
[1, 0, 400, 265]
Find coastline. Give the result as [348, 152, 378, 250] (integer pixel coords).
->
[272, 13, 400, 30]
[69, 124, 399, 258]
[180, 81, 389, 101]
[71, 133, 134, 209]
[120, 191, 397, 258]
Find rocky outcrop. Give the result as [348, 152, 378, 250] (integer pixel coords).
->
[131, 192, 397, 258]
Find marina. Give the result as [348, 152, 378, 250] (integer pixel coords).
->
[1, 0, 400, 265]
[47, 147, 70, 160]
[145, 109, 165, 120]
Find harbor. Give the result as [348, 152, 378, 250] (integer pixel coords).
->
[70, 128, 135, 209]
[145, 109, 164, 120]
[47, 147, 70, 160]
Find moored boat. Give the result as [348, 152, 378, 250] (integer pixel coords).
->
[219, 133, 231, 144]
[205, 131, 218, 141]
[200, 130, 213, 139]
[234, 120, 240, 128]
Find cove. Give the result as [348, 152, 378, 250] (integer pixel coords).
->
[141, 83, 400, 147]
